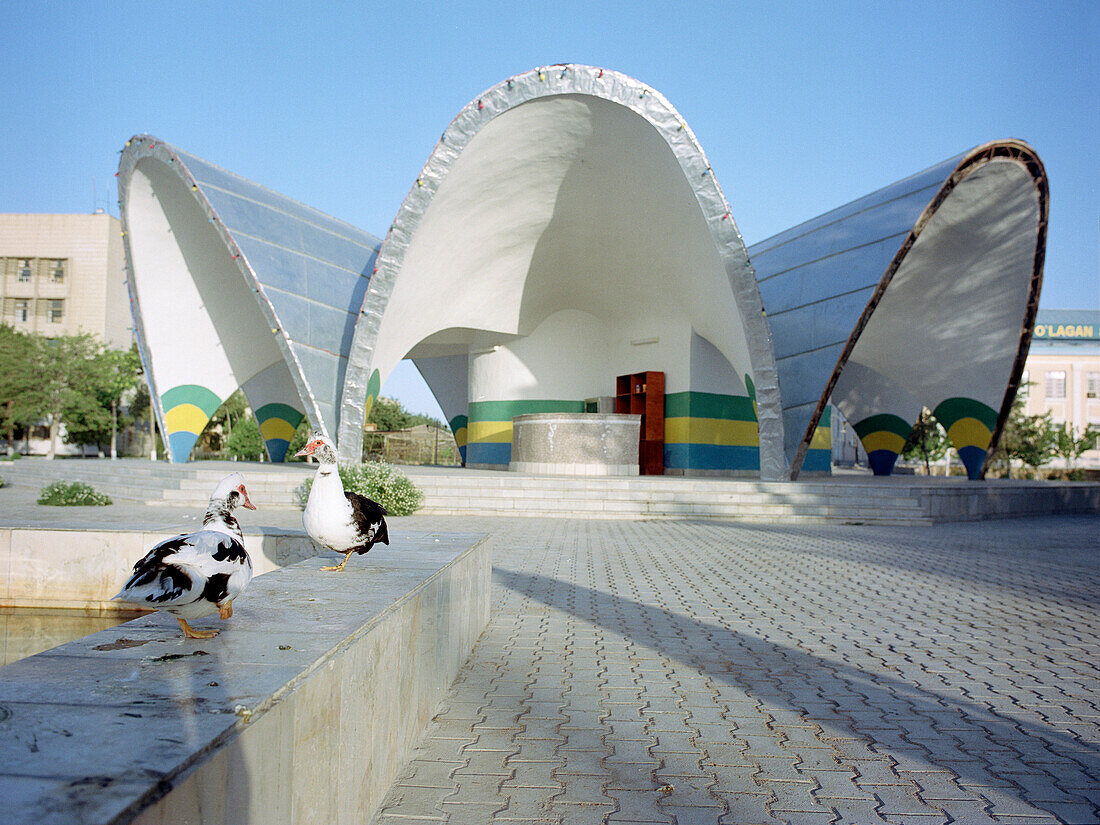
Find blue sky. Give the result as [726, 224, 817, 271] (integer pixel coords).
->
[2, 1, 1096, 417]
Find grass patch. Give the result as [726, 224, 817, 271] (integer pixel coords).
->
[38, 480, 112, 506]
[296, 462, 424, 516]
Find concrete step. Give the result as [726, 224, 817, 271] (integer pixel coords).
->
[6, 459, 1094, 524]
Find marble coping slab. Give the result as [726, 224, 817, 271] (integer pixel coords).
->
[0, 530, 490, 825]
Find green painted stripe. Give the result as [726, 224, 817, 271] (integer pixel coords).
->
[853, 413, 912, 441]
[253, 402, 304, 426]
[818, 406, 832, 426]
[366, 369, 381, 400]
[467, 399, 585, 421]
[161, 384, 222, 417]
[933, 397, 997, 430]
[664, 391, 757, 421]
[449, 414, 468, 432]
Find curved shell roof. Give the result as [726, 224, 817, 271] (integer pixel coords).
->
[749, 141, 1047, 477]
[337, 65, 786, 478]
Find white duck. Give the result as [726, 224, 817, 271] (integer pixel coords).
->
[113, 473, 256, 639]
[295, 434, 389, 572]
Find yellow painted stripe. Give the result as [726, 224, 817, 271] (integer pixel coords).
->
[860, 431, 907, 454]
[453, 426, 468, 448]
[259, 418, 297, 442]
[946, 417, 992, 450]
[164, 403, 210, 435]
[809, 425, 832, 450]
[665, 417, 759, 447]
[467, 420, 513, 444]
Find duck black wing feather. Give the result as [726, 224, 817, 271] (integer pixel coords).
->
[345, 490, 389, 552]
[119, 534, 200, 604]
[116, 531, 248, 606]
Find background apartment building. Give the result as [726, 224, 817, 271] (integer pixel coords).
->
[0, 212, 130, 349]
[1022, 308, 1100, 469]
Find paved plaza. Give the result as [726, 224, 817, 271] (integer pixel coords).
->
[2, 465, 1098, 823]
[371, 514, 1100, 825]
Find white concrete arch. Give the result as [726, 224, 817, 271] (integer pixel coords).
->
[118, 138, 297, 462]
[792, 142, 1048, 479]
[118, 135, 380, 462]
[338, 66, 786, 478]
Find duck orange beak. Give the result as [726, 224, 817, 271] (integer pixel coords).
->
[294, 441, 317, 458]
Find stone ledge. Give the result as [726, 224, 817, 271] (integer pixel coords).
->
[0, 530, 490, 825]
[0, 528, 318, 611]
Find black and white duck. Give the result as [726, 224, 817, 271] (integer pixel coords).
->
[113, 472, 256, 638]
[295, 434, 389, 572]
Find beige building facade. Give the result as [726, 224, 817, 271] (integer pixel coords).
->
[0, 213, 130, 349]
[1020, 309, 1100, 469]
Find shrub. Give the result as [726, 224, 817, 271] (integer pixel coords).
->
[296, 462, 423, 516]
[38, 480, 112, 506]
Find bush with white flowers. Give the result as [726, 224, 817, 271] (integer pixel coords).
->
[38, 480, 112, 506]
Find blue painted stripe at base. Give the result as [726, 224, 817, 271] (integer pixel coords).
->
[265, 438, 291, 463]
[800, 449, 832, 473]
[664, 443, 759, 472]
[467, 442, 511, 466]
[957, 445, 987, 480]
[867, 449, 900, 476]
[167, 431, 199, 464]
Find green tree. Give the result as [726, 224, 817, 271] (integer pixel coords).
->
[0, 325, 39, 455]
[287, 418, 312, 460]
[61, 344, 142, 456]
[992, 395, 1056, 478]
[1051, 422, 1099, 472]
[12, 333, 109, 459]
[901, 408, 949, 476]
[102, 345, 142, 458]
[206, 390, 250, 453]
[368, 396, 412, 431]
[225, 415, 264, 460]
[368, 395, 443, 431]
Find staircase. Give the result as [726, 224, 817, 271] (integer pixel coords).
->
[403, 470, 933, 525]
[0, 458, 312, 508]
[2, 458, 1095, 525]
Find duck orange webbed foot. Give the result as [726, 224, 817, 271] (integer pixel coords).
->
[320, 555, 351, 572]
[178, 618, 220, 639]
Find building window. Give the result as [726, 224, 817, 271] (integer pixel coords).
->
[1088, 372, 1100, 399]
[17, 259, 33, 281]
[48, 299, 64, 323]
[50, 259, 66, 283]
[1045, 370, 1066, 399]
[15, 299, 30, 322]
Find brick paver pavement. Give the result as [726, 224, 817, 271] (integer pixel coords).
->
[372, 515, 1100, 825]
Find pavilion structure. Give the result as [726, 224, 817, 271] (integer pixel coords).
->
[118, 66, 1047, 480]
